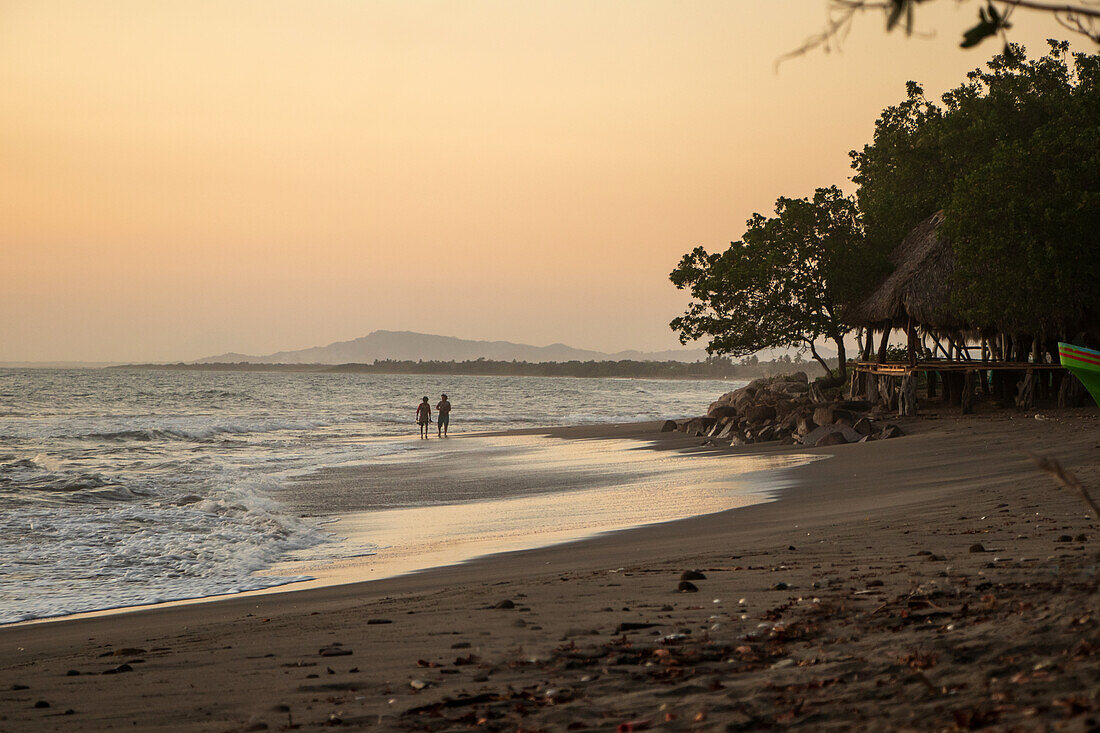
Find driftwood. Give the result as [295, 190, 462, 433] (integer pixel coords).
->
[1032, 454, 1100, 522]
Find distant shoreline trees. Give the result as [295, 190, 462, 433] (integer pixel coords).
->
[107, 355, 832, 381]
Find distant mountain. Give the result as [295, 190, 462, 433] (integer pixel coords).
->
[194, 330, 711, 364]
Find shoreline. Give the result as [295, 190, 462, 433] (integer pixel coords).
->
[2, 411, 1098, 729]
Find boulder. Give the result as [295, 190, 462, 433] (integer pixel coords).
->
[681, 417, 716, 437]
[660, 419, 679, 433]
[795, 414, 818, 437]
[815, 431, 850, 446]
[852, 417, 875, 436]
[742, 404, 776, 425]
[798, 424, 863, 447]
[812, 406, 835, 426]
[707, 404, 739, 421]
[878, 424, 905, 440]
[831, 408, 858, 427]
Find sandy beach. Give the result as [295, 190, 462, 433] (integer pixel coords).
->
[2, 411, 1098, 731]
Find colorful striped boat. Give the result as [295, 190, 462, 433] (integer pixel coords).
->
[1058, 342, 1100, 406]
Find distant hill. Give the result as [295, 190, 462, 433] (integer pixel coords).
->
[194, 330, 711, 364]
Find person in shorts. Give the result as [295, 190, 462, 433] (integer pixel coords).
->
[415, 396, 432, 439]
[436, 394, 451, 437]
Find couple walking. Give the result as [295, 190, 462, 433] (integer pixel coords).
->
[415, 394, 451, 439]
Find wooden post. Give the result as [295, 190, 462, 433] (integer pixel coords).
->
[899, 373, 917, 417]
[961, 370, 975, 414]
[1016, 370, 1036, 409]
[927, 370, 938, 398]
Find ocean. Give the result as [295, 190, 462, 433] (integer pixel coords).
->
[0, 368, 742, 624]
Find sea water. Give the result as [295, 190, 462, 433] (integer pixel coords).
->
[0, 368, 738, 623]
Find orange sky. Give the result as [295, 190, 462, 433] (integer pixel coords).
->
[0, 1, 1076, 361]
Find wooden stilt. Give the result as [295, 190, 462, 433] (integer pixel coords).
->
[961, 371, 975, 414]
[899, 374, 917, 417]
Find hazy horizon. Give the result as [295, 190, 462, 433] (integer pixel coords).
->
[1, 1, 1076, 362]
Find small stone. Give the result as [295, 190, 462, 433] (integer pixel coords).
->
[866, 579, 884, 587]
[409, 679, 429, 690]
[680, 570, 706, 581]
[660, 605, 674, 612]
[773, 582, 790, 591]
[319, 647, 353, 657]
[34, 700, 50, 709]
[102, 663, 132, 675]
[367, 618, 392, 625]
[677, 581, 699, 593]
[1075, 533, 1088, 542]
[969, 543, 987, 553]
[66, 670, 80, 676]
[788, 545, 797, 551]
[451, 642, 471, 649]
[11, 684, 29, 691]
[494, 599, 515, 609]
[1057, 535, 1073, 543]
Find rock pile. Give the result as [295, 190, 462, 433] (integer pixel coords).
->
[661, 372, 904, 447]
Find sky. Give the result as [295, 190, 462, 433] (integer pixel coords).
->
[0, 1, 1078, 362]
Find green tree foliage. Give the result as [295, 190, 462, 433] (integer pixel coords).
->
[669, 187, 878, 380]
[852, 41, 1100, 338]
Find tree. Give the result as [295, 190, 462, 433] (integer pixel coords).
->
[670, 187, 880, 381]
[851, 41, 1100, 341]
[787, 0, 1099, 61]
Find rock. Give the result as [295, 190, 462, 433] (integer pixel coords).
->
[677, 581, 699, 593]
[715, 422, 736, 440]
[773, 582, 790, 591]
[707, 404, 739, 421]
[451, 642, 472, 649]
[1057, 535, 1073, 542]
[1075, 533, 1088, 542]
[815, 431, 849, 446]
[812, 406, 835, 426]
[743, 404, 776, 425]
[319, 647, 353, 657]
[866, 579, 884, 587]
[831, 408, 858, 427]
[367, 618, 392, 624]
[11, 684, 29, 691]
[66, 670, 80, 676]
[969, 543, 987, 553]
[795, 414, 818, 437]
[681, 417, 716, 437]
[617, 622, 659, 632]
[409, 679, 430, 690]
[835, 400, 872, 411]
[34, 700, 50, 709]
[878, 424, 905, 439]
[852, 417, 875, 436]
[680, 570, 706, 581]
[494, 599, 516, 609]
[102, 663, 133, 674]
[799, 424, 862, 447]
[659, 419, 678, 433]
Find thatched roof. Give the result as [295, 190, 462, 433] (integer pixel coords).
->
[851, 211, 964, 330]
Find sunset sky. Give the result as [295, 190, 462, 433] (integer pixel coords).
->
[1, 1, 1075, 362]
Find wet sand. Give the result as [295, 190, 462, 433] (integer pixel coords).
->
[1, 411, 1098, 730]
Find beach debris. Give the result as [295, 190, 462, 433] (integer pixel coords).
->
[680, 570, 706, 581]
[319, 646, 353, 657]
[34, 700, 49, 709]
[408, 679, 430, 691]
[677, 581, 699, 593]
[367, 618, 392, 624]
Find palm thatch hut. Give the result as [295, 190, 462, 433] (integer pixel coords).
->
[851, 211, 963, 337]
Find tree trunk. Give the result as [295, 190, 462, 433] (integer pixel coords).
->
[807, 341, 831, 379]
[961, 371, 975, 414]
[899, 374, 917, 417]
[832, 334, 847, 383]
[877, 327, 891, 363]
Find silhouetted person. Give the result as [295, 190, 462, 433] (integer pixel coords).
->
[415, 396, 431, 439]
[436, 394, 451, 437]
